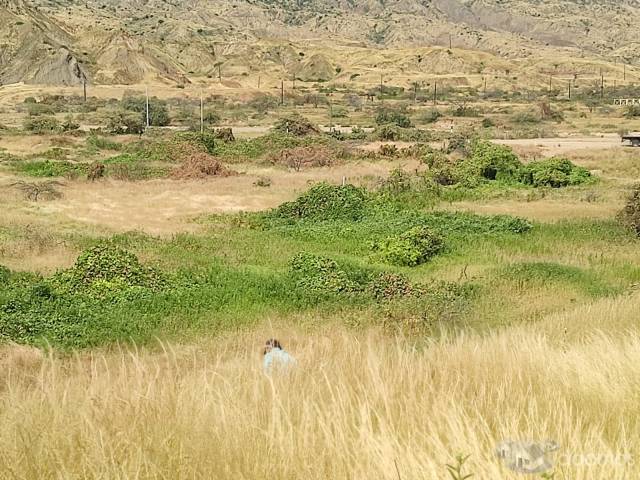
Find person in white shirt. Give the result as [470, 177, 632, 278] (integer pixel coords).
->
[262, 338, 296, 374]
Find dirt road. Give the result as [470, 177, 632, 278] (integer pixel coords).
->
[494, 135, 624, 155]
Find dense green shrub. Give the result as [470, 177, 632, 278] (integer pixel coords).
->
[176, 131, 218, 154]
[375, 107, 412, 128]
[369, 273, 415, 300]
[106, 108, 145, 135]
[272, 114, 319, 136]
[51, 244, 165, 296]
[377, 168, 412, 195]
[520, 157, 592, 188]
[289, 252, 359, 295]
[23, 116, 61, 134]
[14, 160, 85, 178]
[274, 183, 368, 222]
[426, 141, 592, 190]
[469, 140, 522, 182]
[618, 185, 640, 236]
[290, 253, 424, 301]
[372, 226, 444, 266]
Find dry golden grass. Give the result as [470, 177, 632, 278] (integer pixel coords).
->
[1, 160, 410, 235]
[1, 293, 638, 479]
[446, 197, 620, 222]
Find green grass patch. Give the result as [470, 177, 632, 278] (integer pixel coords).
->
[502, 261, 618, 297]
[13, 160, 86, 178]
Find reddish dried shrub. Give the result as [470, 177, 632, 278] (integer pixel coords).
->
[269, 146, 335, 171]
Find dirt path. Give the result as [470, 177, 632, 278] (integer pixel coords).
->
[494, 135, 624, 156]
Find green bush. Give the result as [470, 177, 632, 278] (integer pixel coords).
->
[273, 183, 369, 222]
[290, 252, 359, 295]
[375, 107, 412, 128]
[378, 168, 412, 195]
[520, 157, 592, 188]
[23, 116, 61, 134]
[470, 140, 522, 182]
[272, 114, 319, 136]
[369, 272, 415, 300]
[176, 132, 218, 154]
[372, 226, 444, 266]
[52, 244, 165, 295]
[106, 108, 145, 135]
[14, 160, 85, 178]
[618, 185, 640, 236]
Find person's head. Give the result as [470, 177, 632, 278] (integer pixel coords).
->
[263, 338, 282, 355]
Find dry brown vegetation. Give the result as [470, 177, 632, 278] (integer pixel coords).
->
[1, 294, 638, 479]
[269, 145, 336, 170]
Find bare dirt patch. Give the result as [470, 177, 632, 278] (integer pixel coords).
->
[494, 135, 623, 157]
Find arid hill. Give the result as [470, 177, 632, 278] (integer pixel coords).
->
[0, 0, 638, 86]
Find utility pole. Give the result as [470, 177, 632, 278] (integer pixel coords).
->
[82, 76, 87, 102]
[280, 80, 284, 106]
[433, 80, 437, 105]
[257, 75, 261, 89]
[449, 34, 452, 50]
[548, 75, 552, 93]
[200, 91, 204, 134]
[145, 85, 150, 130]
[329, 102, 333, 131]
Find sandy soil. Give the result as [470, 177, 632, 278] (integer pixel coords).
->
[494, 135, 625, 156]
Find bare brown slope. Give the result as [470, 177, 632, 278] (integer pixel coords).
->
[0, 0, 638, 86]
